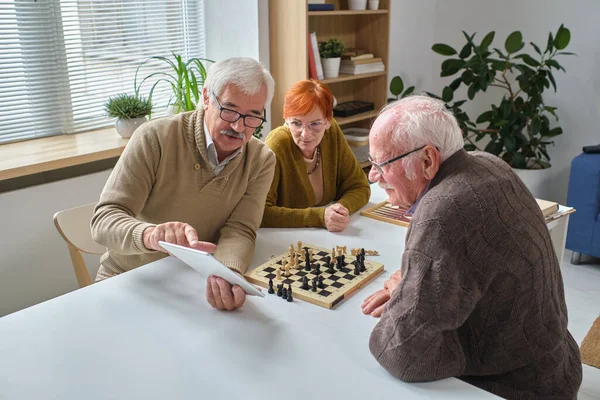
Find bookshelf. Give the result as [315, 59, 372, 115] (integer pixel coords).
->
[268, 0, 390, 133]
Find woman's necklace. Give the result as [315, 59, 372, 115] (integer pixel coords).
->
[307, 147, 321, 175]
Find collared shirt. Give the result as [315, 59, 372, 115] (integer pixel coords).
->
[204, 122, 243, 175]
[405, 181, 432, 217]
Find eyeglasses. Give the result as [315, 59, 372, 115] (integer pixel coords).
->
[286, 120, 327, 133]
[368, 145, 426, 176]
[212, 93, 266, 129]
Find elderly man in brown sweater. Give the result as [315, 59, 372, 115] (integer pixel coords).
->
[92, 57, 276, 311]
[362, 95, 582, 399]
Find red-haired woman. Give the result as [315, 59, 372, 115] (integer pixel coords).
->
[261, 80, 370, 231]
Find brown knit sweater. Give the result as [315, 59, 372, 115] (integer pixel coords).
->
[370, 150, 582, 399]
[91, 109, 275, 278]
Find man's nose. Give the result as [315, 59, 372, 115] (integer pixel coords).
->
[368, 166, 380, 182]
[231, 118, 245, 132]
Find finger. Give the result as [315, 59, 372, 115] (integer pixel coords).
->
[164, 227, 176, 244]
[209, 276, 225, 309]
[205, 276, 217, 308]
[371, 303, 387, 318]
[362, 289, 383, 306]
[150, 227, 163, 251]
[216, 277, 235, 311]
[362, 291, 390, 315]
[232, 285, 246, 308]
[184, 224, 199, 247]
[192, 241, 217, 253]
[175, 226, 187, 246]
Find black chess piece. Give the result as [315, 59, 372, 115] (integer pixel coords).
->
[268, 278, 275, 294]
[360, 255, 366, 272]
[313, 263, 321, 275]
[341, 254, 347, 266]
[301, 276, 309, 290]
[311, 277, 317, 292]
[354, 261, 360, 275]
[282, 287, 288, 300]
[327, 261, 335, 274]
[304, 252, 311, 271]
[336, 255, 343, 270]
[324, 256, 331, 265]
[277, 284, 283, 297]
[287, 284, 293, 302]
[317, 275, 325, 289]
[360, 248, 366, 258]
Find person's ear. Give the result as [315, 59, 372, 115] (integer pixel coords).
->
[422, 145, 440, 180]
[202, 88, 210, 111]
[325, 118, 332, 130]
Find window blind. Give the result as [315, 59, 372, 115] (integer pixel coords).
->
[0, 0, 205, 144]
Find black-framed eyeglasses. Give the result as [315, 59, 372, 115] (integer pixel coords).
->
[368, 145, 426, 175]
[211, 93, 267, 129]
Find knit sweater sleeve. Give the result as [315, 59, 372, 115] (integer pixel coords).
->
[214, 148, 276, 273]
[369, 197, 491, 382]
[329, 120, 370, 214]
[91, 123, 160, 255]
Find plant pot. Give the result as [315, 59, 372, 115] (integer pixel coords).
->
[348, 0, 367, 10]
[368, 0, 380, 10]
[322, 57, 341, 79]
[513, 167, 553, 200]
[115, 117, 147, 139]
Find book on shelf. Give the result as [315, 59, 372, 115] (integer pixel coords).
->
[307, 0, 326, 3]
[341, 57, 382, 65]
[342, 53, 374, 61]
[307, 33, 318, 79]
[309, 32, 324, 80]
[343, 48, 367, 56]
[339, 61, 385, 75]
[536, 199, 559, 218]
[308, 4, 334, 11]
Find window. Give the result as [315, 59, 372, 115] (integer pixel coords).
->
[0, 0, 205, 144]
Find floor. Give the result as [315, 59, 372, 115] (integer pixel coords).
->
[562, 251, 600, 400]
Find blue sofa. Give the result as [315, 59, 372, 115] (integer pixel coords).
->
[566, 153, 600, 263]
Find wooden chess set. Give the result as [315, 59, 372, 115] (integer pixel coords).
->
[360, 201, 412, 227]
[245, 242, 383, 309]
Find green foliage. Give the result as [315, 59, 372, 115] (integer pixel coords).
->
[430, 24, 574, 169]
[389, 76, 415, 100]
[134, 52, 214, 115]
[318, 38, 347, 59]
[253, 125, 263, 140]
[104, 93, 152, 119]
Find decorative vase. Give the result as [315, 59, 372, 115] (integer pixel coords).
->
[322, 57, 341, 79]
[348, 0, 367, 10]
[115, 117, 147, 139]
[513, 167, 553, 200]
[368, 0, 379, 10]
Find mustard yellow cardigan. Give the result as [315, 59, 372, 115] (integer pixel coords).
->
[262, 119, 370, 228]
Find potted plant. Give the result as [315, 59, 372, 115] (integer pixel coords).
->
[388, 76, 415, 103]
[318, 38, 346, 79]
[430, 25, 574, 197]
[134, 52, 213, 115]
[104, 93, 152, 138]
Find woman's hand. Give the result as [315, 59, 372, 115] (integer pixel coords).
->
[324, 203, 350, 232]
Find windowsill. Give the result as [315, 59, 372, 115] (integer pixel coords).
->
[0, 128, 128, 182]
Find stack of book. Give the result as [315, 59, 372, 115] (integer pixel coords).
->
[339, 49, 385, 75]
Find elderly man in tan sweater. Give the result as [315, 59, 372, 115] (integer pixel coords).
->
[92, 57, 276, 311]
[362, 95, 582, 399]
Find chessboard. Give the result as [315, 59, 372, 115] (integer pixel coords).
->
[245, 243, 384, 309]
[360, 200, 412, 227]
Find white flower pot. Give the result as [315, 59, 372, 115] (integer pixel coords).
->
[368, 0, 380, 10]
[348, 0, 367, 10]
[115, 117, 147, 139]
[513, 167, 553, 200]
[322, 57, 341, 79]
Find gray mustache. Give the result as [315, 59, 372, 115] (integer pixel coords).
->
[220, 129, 245, 140]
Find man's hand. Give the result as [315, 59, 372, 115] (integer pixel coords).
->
[206, 275, 247, 311]
[361, 269, 402, 317]
[143, 222, 217, 253]
[324, 203, 350, 232]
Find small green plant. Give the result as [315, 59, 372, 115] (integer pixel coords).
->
[134, 52, 214, 114]
[389, 76, 415, 100]
[318, 38, 347, 59]
[253, 125, 263, 140]
[104, 93, 152, 119]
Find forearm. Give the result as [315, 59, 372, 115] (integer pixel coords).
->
[91, 204, 155, 255]
[261, 205, 325, 228]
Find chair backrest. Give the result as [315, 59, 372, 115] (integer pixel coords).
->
[53, 203, 106, 288]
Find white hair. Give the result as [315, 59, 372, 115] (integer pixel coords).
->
[379, 93, 464, 179]
[203, 57, 275, 108]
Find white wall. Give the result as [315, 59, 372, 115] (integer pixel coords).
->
[0, 170, 110, 316]
[388, 0, 600, 203]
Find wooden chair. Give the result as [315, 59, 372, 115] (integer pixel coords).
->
[53, 203, 106, 288]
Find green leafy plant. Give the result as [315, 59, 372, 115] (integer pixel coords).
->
[318, 38, 347, 59]
[104, 93, 152, 119]
[431, 25, 574, 169]
[388, 76, 415, 101]
[253, 125, 263, 140]
[134, 52, 214, 114]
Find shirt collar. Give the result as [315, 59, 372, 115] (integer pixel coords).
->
[203, 120, 243, 168]
[405, 180, 432, 216]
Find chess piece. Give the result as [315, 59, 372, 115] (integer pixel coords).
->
[317, 275, 325, 289]
[285, 263, 291, 277]
[276, 268, 282, 280]
[311, 278, 317, 292]
[268, 278, 275, 294]
[308, 249, 314, 262]
[360, 256, 366, 272]
[301, 276, 309, 290]
[343, 246, 347, 254]
[287, 284, 293, 302]
[282, 287, 288, 300]
[297, 241, 303, 252]
[304, 253, 311, 271]
[289, 244, 294, 257]
[327, 261, 335, 274]
[354, 261, 360, 275]
[277, 284, 283, 297]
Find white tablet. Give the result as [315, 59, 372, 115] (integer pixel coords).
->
[158, 241, 264, 297]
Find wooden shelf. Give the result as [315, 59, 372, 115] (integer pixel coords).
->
[308, 10, 388, 16]
[360, 160, 371, 169]
[336, 110, 379, 126]
[0, 128, 128, 181]
[322, 71, 386, 85]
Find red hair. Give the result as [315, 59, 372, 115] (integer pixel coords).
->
[283, 80, 334, 120]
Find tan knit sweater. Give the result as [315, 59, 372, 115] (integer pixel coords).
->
[91, 109, 275, 279]
[370, 150, 582, 399]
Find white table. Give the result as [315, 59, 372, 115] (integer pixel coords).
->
[0, 186, 497, 400]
